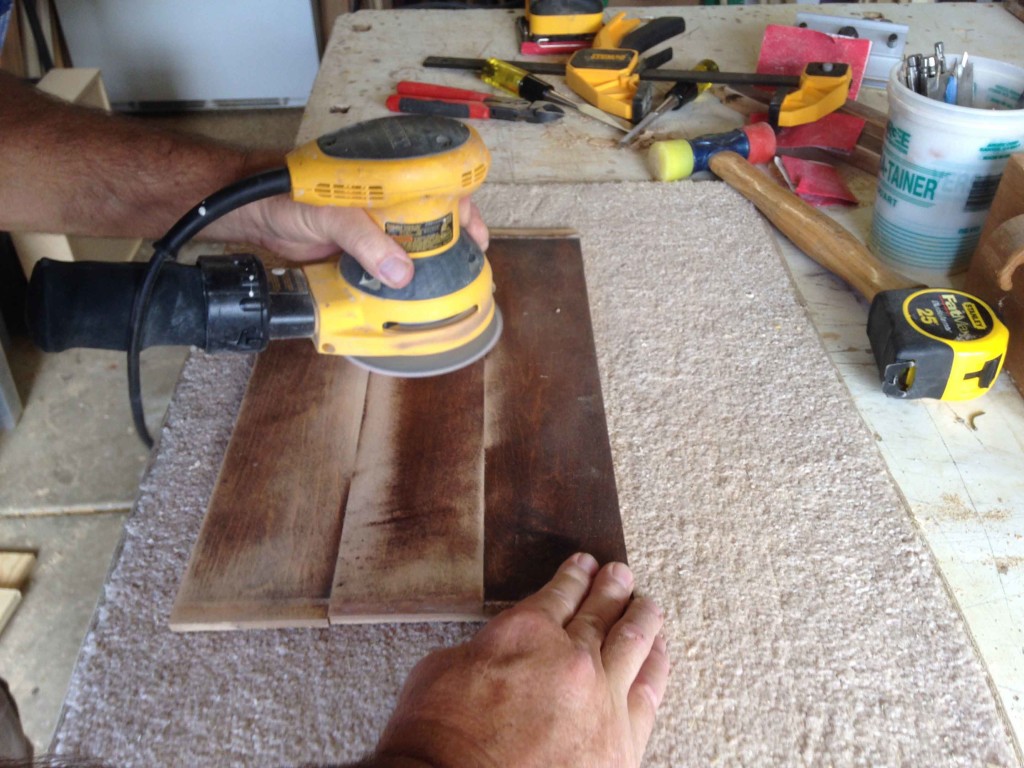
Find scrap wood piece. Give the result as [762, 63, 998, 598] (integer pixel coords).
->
[484, 237, 626, 603]
[0, 589, 21, 636]
[328, 367, 485, 623]
[966, 157, 1024, 397]
[0, 552, 33, 636]
[0, 551, 35, 590]
[170, 342, 369, 631]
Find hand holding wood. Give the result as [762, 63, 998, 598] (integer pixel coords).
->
[371, 554, 670, 768]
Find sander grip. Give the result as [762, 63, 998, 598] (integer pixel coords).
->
[28, 259, 207, 352]
[26, 257, 271, 354]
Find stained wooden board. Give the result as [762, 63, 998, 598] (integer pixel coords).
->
[329, 367, 485, 623]
[170, 343, 369, 630]
[172, 237, 624, 630]
[484, 238, 626, 603]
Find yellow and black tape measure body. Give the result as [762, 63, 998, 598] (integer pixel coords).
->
[868, 288, 1009, 401]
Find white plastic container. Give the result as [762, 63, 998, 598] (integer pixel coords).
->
[870, 55, 1024, 277]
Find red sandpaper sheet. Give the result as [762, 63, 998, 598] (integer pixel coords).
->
[775, 112, 866, 152]
[778, 156, 858, 207]
[757, 25, 871, 100]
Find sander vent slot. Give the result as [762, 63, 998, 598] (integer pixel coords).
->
[382, 306, 477, 332]
[313, 183, 385, 204]
[461, 164, 487, 189]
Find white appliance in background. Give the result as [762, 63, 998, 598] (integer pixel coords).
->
[53, 0, 320, 110]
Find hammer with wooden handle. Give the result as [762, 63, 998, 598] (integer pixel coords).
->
[705, 150, 1010, 401]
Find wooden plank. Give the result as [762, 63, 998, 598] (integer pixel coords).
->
[170, 341, 368, 631]
[0, 588, 21, 636]
[484, 237, 626, 603]
[329, 366, 485, 623]
[0, 1, 26, 76]
[0, 552, 35, 590]
[174, 237, 624, 628]
[316, 0, 351, 55]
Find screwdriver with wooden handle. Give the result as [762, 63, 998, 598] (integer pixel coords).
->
[704, 150, 1010, 401]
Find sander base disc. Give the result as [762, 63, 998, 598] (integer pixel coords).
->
[346, 307, 503, 378]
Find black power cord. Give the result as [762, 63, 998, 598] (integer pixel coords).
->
[128, 168, 291, 447]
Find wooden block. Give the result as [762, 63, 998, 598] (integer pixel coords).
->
[484, 237, 626, 603]
[31, 67, 109, 108]
[170, 342, 368, 631]
[0, 588, 22, 636]
[0, 1, 27, 77]
[329, 367, 485, 623]
[967, 154, 1024, 397]
[0, 552, 35, 590]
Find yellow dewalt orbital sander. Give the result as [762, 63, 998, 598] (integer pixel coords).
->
[26, 115, 501, 445]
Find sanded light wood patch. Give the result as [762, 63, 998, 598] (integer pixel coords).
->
[171, 237, 624, 630]
[329, 368, 486, 623]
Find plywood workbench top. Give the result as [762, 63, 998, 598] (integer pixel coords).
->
[304, 2, 1024, 749]
[304, 3, 1020, 182]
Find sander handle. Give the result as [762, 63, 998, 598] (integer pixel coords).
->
[707, 151, 919, 302]
[25, 256, 307, 354]
[27, 259, 208, 352]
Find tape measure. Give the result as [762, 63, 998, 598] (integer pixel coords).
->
[868, 288, 1009, 400]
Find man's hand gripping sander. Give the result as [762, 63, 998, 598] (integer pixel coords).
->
[26, 115, 502, 444]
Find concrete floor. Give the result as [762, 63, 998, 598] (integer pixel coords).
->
[0, 107, 302, 755]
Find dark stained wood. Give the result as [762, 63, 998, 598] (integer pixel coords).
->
[172, 237, 625, 629]
[170, 341, 368, 630]
[483, 238, 626, 603]
[329, 365, 486, 623]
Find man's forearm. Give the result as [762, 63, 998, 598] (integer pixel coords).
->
[0, 71, 285, 240]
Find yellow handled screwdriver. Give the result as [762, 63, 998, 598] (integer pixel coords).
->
[480, 58, 631, 132]
[481, 57, 577, 110]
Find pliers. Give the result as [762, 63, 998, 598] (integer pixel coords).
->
[386, 81, 565, 124]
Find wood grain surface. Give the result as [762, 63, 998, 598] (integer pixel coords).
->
[172, 237, 624, 629]
[484, 237, 626, 602]
[170, 342, 369, 630]
[329, 367, 486, 623]
[967, 154, 1024, 397]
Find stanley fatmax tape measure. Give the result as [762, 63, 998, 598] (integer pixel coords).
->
[868, 288, 1009, 401]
